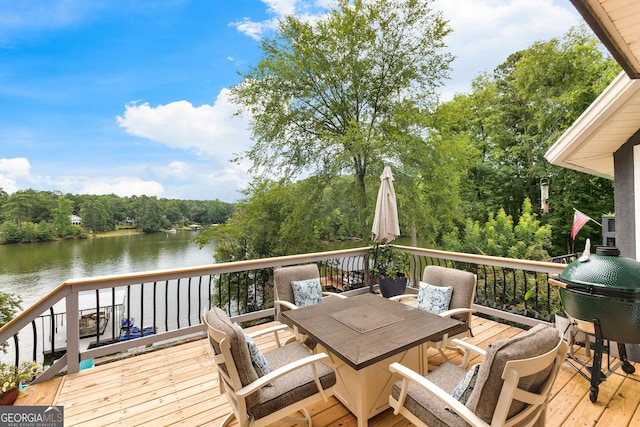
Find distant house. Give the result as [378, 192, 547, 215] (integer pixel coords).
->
[70, 215, 82, 226]
[189, 224, 201, 231]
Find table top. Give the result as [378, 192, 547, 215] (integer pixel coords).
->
[282, 293, 467, 370]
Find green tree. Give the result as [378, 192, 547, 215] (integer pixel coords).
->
[443, 198, 552, 261]
[0, 291, 22, 352]
[4, 190, 35, 227]
[19, 221, 38, 243]
[35, 222, 55, 242]
[196, 178, 325, 261]
[0, 189, 9, 223]
[0, 221, 21, 243]
[204, 200, 235, 225]
[436, 26, 618, 254]
[131, 196, 166, 233]
[164, 199, 185, 224]
[80, 197, 112, 236]
[231, 0, 454, 239]
[53, 196, 75, 238]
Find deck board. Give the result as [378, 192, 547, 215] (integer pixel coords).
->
[14, 315, 640, 426]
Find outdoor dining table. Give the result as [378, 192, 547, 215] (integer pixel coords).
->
[282, 292, 467, 427]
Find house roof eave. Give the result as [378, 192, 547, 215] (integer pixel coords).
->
[545, 71, 640, 179]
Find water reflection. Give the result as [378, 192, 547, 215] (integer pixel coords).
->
[0, 231, 214, 310]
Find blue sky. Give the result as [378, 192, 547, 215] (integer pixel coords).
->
[0, 0, 582, 202]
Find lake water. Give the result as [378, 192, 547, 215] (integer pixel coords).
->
[0, 231, 215, 312]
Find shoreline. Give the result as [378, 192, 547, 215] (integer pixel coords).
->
[0, 227, 189, 245]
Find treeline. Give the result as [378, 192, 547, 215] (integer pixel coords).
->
[0, 189, 235, 244]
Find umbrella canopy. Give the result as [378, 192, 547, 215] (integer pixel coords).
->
[371, 166, 400, 243]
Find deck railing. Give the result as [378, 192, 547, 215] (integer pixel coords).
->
[0, 245, 566, 385]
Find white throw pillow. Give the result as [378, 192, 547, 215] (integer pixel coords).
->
[239, 326, 273, 381]
[291, 278, 323, 307]
[417, 281, 453, 314]
[451, 363, 481, 404]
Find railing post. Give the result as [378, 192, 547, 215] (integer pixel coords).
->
[66, 291, 80, 374]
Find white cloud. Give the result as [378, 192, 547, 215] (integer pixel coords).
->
[0, 157, 31, 193]
[0, 176, 19, 194]
[434, 0, 581, 100]
[0, 157, 30, 176]
[262, 0, 298, 16]
[115, 88, 254, 201]
[117, 88, 252, 165]
[230, 0, 326, 40]
[157, 160, 252, 200]
[168, 161, 188, 178]
[78, 177, 165, 198]
[230, 17, 274, 41]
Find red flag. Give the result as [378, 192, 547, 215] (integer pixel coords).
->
[571, 209, 591, 240]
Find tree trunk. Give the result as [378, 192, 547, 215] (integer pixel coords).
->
[411, 220, 417, 246]
[357, 170, 368, 241]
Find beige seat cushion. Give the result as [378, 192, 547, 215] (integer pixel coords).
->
[423, 266, 475, 322]
[391, 361, 468, 427]
[206, 306, 336, 421]
[273, 264, 320, 321]
[249, 341, 336, 420]
[465, 324, 559, 423]
[391, 324, 559, 427]
[205, 307, 260, 406]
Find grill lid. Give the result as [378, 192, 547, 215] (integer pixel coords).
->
[559, 245, 640, 291]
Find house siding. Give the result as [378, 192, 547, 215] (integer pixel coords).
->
[614, 131, 640, 259]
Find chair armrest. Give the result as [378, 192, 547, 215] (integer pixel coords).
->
[247, 324, 290, 347]
[323, 292, 347, 299]
[389, 362, 490, 427]
[438, 307, 475, 319]
[448, 338, 486, 367]
[237, 352, 333, 398]
[449, 338, 486, 357]
[274, 300, 299, 311]
[388, 294, 418, 302]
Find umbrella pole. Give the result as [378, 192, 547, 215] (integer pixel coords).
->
[370, 243, 380, 293]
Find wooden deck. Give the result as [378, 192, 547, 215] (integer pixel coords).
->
[14, 315, 640, 426]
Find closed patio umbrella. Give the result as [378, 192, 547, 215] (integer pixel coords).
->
[370, 166, 400, 292]
[371, 165, 400, 244]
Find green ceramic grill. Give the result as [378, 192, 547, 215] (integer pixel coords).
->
[550, 245, 640, 402]
[556, 246, 640, 345]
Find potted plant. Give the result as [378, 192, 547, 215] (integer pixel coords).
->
[371, 244, 410, 298]
[0, 361, 39, 405]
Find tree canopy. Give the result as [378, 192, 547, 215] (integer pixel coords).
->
[435, 25, 619, 254]
[231, 0, 457, 239]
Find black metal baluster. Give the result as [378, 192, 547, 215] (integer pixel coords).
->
[197, 276, 203, 324]
[94, 289, 101, 345]
[176, 278, 180, 329]
[13, 334, 19, 366]
[125, 285, 132, 340]
[510, 269, 517, 313]
[236, 272, 241, 314]
[141, 283, 146, 334]
[153, 281, 157, 332]
[49, 307, 55, 361]
[31, 320, 37, 362]
[208, 274, 214, 310]
[491, 266, 498, 308]
[164, 280, 169, 332]
[111, 288, 117, 341]
[187, 277, 192, 327]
